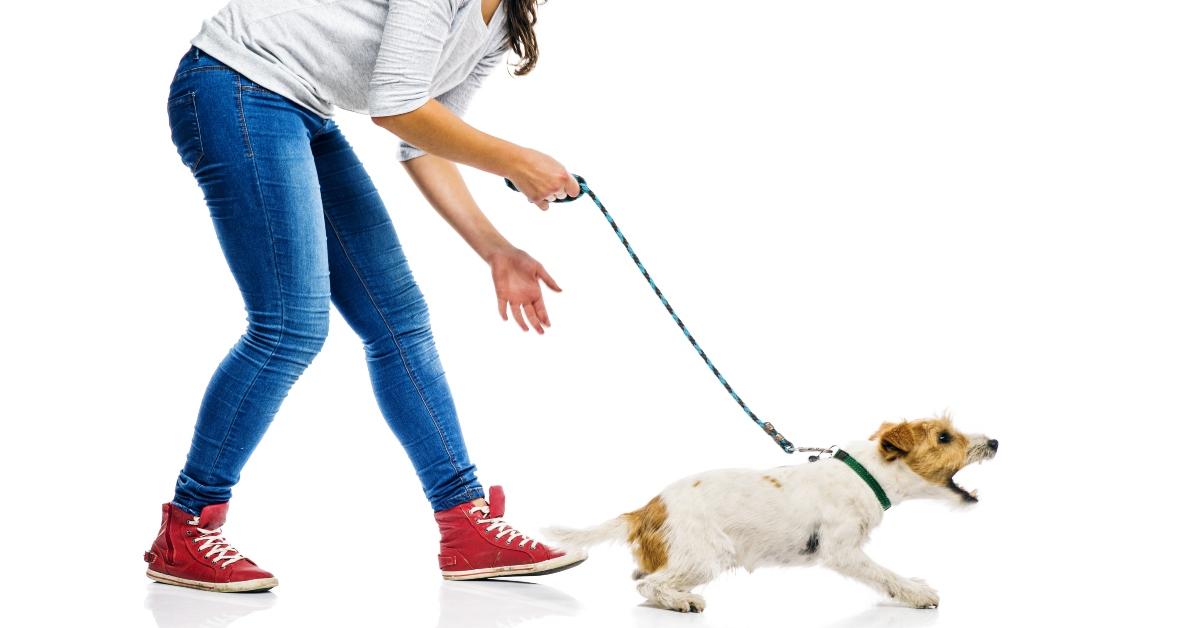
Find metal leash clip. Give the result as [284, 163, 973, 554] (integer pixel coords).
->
[805, 446, 840, 463]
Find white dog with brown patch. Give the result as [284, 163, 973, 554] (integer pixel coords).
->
[545, 416, 998, 612]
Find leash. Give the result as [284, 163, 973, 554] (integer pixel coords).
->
[506, 175, 834, 457]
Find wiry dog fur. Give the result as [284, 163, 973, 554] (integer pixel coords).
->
[545, 416, 998, 612]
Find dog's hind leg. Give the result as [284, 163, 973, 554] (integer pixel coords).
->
[634, 525, 735, 613]
[636, 568, 712, 613]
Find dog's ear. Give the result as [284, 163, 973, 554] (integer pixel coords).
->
[875, 422, 917, 461]
[869, 422, 896, 441]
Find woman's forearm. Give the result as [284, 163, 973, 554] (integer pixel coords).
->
[374, 100, 521, 177]
[402, 153, 512, 261]
[373, 99, 577, 209]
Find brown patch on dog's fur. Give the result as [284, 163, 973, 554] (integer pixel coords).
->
[622, 496, 669, 574]
[692, 480, 701, 488]
[870, 418, 971, 484]
[762, 475, 783, 489]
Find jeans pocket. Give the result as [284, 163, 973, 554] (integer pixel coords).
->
[167, 91, 205, 173]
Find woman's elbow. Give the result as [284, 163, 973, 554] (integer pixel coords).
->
[368, 95, 431, 128]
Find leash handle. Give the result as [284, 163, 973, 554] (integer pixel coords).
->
[504, 175, 588, 203]
[502, 173, 801, 455]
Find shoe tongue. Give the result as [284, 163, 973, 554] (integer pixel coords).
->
[487, 486, 506, 518]
[198, 502, 229, 529]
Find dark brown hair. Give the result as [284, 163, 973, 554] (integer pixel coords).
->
[505, 0, 541, 76]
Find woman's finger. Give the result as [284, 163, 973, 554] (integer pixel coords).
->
[522, 302, 545, 335]
[497, 297, 508, 321]
[538, 266, 562, 292]
[510, 301, 530, 332]
[533, 297, 551, 327]
[566, 175, 581, 198]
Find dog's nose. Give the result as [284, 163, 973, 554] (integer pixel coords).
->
[987, 439, 999, 451]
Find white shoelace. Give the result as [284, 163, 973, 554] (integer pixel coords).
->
[468, 505, 540, 549]
[187, 516, 246, 568]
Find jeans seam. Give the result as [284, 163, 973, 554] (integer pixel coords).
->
[205, 87, 286, 482]
[167, 91, 206, 172]
[188, 92, 206, 172]
[311, 118, 336, 139]
[173, 66, 232, 81]
[322, 206, 469, 496]
[235, 76, 255, 159]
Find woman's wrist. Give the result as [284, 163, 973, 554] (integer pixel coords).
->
[486, 141, 530, 180]
[477, 236, 515, 266]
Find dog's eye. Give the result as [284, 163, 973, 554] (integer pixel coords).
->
[937, 431, 952, 444]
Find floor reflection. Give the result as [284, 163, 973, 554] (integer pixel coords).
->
[144, 583, 277, 628]
[823, 604, 940, 628]
[629, 601, 717, 628]
[436, 580, 582, 628]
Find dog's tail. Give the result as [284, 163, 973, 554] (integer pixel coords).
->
[543, 516, 629, 549]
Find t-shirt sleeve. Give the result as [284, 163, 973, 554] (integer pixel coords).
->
[396, 44, 508, 162]
[368, 0, 459, 117]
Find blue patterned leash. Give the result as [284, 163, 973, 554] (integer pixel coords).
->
[506, 175, 829, 456]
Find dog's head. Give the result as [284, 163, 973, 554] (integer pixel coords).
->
[869, 417, 998, 503]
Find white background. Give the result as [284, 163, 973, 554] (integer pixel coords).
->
[2, 1, 1198, 627]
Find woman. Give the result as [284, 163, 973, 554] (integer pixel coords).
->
[145, 0, 585, 592]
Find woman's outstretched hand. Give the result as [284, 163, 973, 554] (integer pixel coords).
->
[488, 245, 562, 334]
[507, 149, 581, 210]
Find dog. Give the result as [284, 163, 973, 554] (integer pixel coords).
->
[545, 416, 998, 612]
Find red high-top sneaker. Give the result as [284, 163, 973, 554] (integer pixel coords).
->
[144, 502, 277, 592]
[435, 486, 586, 580]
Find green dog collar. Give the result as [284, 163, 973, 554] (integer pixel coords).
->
[834, 449, 892, 511]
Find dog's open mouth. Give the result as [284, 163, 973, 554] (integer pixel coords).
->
[946, 475, 979, 503]
[947, 445, 997, 502]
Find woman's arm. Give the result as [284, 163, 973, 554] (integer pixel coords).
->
[374, 100, 578, 210]
[404, 153, 562, 333]
[368, 0, 578, 207]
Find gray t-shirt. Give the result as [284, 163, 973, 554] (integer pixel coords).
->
[190, 0, 510, 160]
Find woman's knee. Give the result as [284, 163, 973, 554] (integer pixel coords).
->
[245, 302, 331, 364]
[282, 305, 330, 363]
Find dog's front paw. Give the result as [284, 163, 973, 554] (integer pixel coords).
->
[891, 578, 939, 609]
[673, 592, 706, 613]
[659, 592, 706, 613]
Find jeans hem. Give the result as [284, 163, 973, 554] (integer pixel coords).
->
[431, 485, 485, 512]
[169, 499, 203, 517]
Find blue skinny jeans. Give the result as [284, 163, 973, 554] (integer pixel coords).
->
[166, 46, 484, 515]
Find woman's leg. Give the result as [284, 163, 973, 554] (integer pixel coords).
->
[168, 47, 333, 516]
[310, 123, 484, 511]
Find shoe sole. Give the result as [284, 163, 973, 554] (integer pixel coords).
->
[442, 550, 588, 581]
[146, 569, 278, 593]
